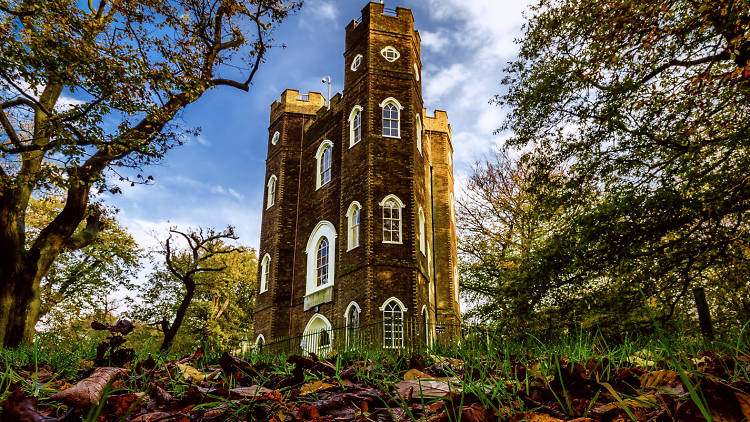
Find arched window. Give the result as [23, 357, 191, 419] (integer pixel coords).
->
[316, 238, 329, 287]
[347, 201, 361, 250]
[305, 221, 337, 295]
[380, 194, 405, 244]
[255, 334, 265, 353]
[345, 302, 360, 347]
[266, 175, 277, 209]
[380, 297, 405, 348]
[271, 131, 280, 145]
[380, 98, 403, 138]
[349, 106, 363, 147]
[315, 140, 333, 189]
[418, 207, 426, 254]
[260, 254, 271, 293]
[302, 314, 333, 356]
[416, 114, 422, 156]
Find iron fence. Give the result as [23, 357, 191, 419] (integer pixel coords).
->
[259, 319, 462, 356]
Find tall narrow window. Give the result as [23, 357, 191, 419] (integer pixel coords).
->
[316, 238, 329, 287]
[349, 106, 363, 147]
[321, 146, 331, 184]
[260, 254, 270, 293]
[382, 298, 404, 348]
[422, 307, 429, 346]
[351, 54, 363, 71]
[347, 202, 361, 250]
[346, 302, 360, 347]
[418, 208, 426, 254]
[450, 193, 455, 224]
[271, 131, 280, 145]
[416, 114, 422, 156]
[316, 140, 333, 189]
[266, 175, 277, 209]
[454, 265, 459, 301]
[380, 195, 404, 244]
[383, 104, 399, 137]
[380, 98, 403, 138]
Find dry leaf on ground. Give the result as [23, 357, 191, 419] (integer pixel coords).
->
[50, 367, 127, 407]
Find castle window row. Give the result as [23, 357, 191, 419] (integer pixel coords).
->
[260, 194, 428, 296]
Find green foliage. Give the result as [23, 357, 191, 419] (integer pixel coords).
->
[25, 193, 142, 327]
[129, 237, 257, 353]
[472, 0, 750, 337]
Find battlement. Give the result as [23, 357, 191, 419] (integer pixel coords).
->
[424, 110, 451, 137]
[270, 89, 326, 125]
[346, 2, 419, 53]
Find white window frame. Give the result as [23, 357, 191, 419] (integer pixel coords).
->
[305, 221, 337, 295]
[348, 106, 363, 148]
[302, 313, 333, 356]
[379, 97, 403, 139]
[380, 297, 407, 348]
[379, 194, 405, 244]
[415, 114, 422, 156]
[347, 201, 362, 251]
[255, 334, 265, 351]
[266, 175, 277, 209]
[260, 253, 271, 293]
[380, 46, 400, 62]
[421, 305, 431, 346]
[271, 131, 280, 145]
[344, 301, 361, 347]
[414, 63, 420, 81]
[315, 140, 333, 189]
[351, 54, 363, 71]
[450, 192, 455, 224]
[418, 207, 426, 255]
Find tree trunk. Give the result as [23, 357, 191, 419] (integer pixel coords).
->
[693, 287, 715, 341]
[160, 284, 195, 351]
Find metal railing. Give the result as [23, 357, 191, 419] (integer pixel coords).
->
[383, 7, 398, 17]
[260, 318, 462, 356]
[297, 93, 309, 101]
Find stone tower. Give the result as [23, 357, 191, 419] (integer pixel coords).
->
[253, 2, 459, 350]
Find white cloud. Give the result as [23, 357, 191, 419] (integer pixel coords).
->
[304, 0, 338, 23]
[419, 0, 533, 165]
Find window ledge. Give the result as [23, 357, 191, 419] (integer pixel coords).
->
[382, 135, 401, 139]
[383, 240, 403, 245]
[349, 141, 360, 149]
[259, 289, 268, 294]
[304, 285, 334, 311]
[347, 245, 360, 252]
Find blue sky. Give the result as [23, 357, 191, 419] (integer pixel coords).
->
[110, 0, 532, 251]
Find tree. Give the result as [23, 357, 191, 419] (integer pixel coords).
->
[130, 226, 256, 352]
[498, 0, 750, 335]
[26, 193, 141, 325]
[0, 0, 299, 347]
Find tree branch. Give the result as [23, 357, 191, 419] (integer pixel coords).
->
[639, 51, 731, 85]
[64, 210, 103, 250]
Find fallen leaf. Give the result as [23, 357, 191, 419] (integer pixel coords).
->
[300, 380, 337, 395]
[176, 363, 209, 383]
[735, 391, 750, 420]
[395, 379, 460, 401]
[50, 367, 127, 407]
[509, 412, 564, 422]
[404, 368, 432, 380]
[639, 369, 686, 394]
[1, 387, 55, 422]
[230, 385, 273, 398]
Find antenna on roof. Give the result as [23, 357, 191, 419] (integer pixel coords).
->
[321, 76, 331, 109]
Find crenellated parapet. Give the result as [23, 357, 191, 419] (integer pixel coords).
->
[270, 89, 326, 125]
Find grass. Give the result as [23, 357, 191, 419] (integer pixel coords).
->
[0, 327, 747, 420]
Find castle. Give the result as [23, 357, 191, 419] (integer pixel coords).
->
[253, 2, 459, 351]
